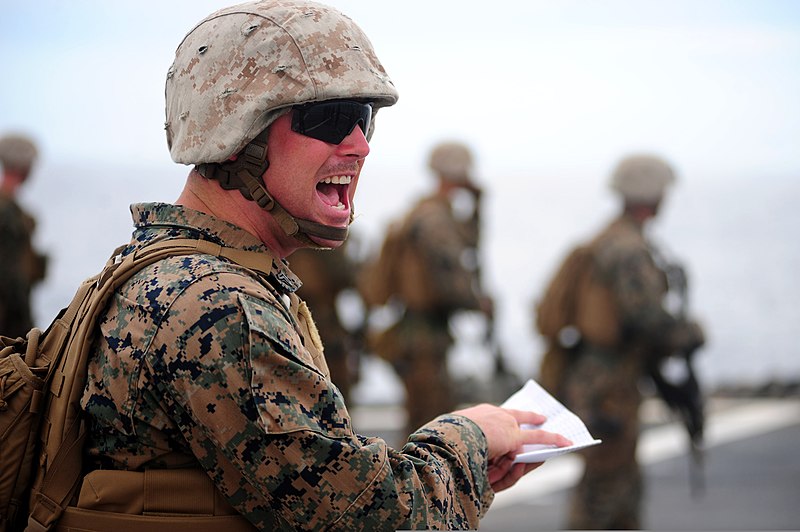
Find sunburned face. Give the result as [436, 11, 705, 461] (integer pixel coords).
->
[262, 112, 370, 251]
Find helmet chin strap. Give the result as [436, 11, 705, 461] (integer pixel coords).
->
[196, 129, 350, 248]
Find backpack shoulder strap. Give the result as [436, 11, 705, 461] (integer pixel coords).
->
[535, 245, 594, 341]
[131, 238, 274, 277]
[26, 238, 272, 532]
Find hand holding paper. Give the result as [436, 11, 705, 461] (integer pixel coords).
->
[502, 379, 602, 463]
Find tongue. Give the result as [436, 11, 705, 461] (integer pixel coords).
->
[317, 183, 340, 206]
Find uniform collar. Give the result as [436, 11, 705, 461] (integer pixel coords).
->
[129, 202, 302, 293]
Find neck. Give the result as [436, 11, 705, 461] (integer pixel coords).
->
[624, 201, 659, 225]
[176, 169, 298, 258]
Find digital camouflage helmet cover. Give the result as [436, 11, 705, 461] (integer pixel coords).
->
[0, 133, 38, 175]
[610, 154, 676, 204]
[428, 141, 474, 186]
[165, 0, 398, 245]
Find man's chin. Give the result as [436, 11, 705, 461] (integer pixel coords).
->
[307, 234, 346, 250]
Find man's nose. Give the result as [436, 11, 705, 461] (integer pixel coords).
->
[337, 125, 370, 158]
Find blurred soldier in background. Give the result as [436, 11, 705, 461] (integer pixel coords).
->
[0, 133, 48, 338]
[360, 141, 494, 436]
[534, 154, 706, 529]
[290, 240, 364, 403]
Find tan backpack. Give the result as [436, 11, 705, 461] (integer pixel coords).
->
[1, 238, 270, 531]
[359, 217, 474, 313]
[534, 244, 620, 396]
[357, 221, 406, 308]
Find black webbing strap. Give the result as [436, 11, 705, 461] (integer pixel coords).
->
[196, 130, 349, 247]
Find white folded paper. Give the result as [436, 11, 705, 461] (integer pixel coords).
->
[501, 379, 602, 463]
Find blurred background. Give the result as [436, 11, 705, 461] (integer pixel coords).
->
[2, 0, 798, 399]
[2, 1, 798, 530]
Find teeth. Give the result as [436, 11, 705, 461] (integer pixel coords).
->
[333, 202, 346, 210]
[320, 175, 352, 185]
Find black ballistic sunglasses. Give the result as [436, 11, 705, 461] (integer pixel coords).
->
[291, 100, 373, 144]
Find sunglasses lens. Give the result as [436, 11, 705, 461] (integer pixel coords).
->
[292, 101, 373, 144]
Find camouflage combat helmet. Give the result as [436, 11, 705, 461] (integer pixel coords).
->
[610, 154, 675, 204]
[0, 133, 38, 175]
[165, 0, 398, 246]
[428, 141, 473, 185]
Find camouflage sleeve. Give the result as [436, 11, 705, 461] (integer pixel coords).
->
[151, 273, 492, 530]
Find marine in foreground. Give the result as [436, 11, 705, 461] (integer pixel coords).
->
[26, 1, 571, 530]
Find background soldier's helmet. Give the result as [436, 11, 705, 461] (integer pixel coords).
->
[0, 133, 38, 175]
[610, 154, 676, 204]
[428, 141, 474, 185]
[165, 0, 398, 165]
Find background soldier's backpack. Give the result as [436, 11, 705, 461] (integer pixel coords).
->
[535, 246, 591, 343]
[359, 217, 446, 311]
[0, 238, 269, 531]
[359, 215, 474, 313]
[534, 244, 619, 396]
[357, 221, 406, 308]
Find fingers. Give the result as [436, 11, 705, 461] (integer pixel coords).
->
[487, 454, 515, 485]
[488, 428, 570, 492]
[467, 405, 576, 493]
[502, 408, 547, 427]
[520, 428, 572, 448]
[490, 461, 544, 493]
[499, 408, 573, 450]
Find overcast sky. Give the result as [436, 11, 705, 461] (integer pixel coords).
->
[2, 1, 799, 387]
[2, 0, 799, 183]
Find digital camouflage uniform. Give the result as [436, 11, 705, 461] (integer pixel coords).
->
[81, 203, 494, 531]
[290, 245, 362, 403]
[557, 214, 700, 530]
[0, 189, 46, 338]
[379, 192, 484, 436]
[536, 154, 704, 530]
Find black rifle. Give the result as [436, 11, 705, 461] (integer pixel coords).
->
[648, 254, 706, 498]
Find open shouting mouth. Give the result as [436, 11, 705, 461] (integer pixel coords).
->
[316, 174, 353, 214]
